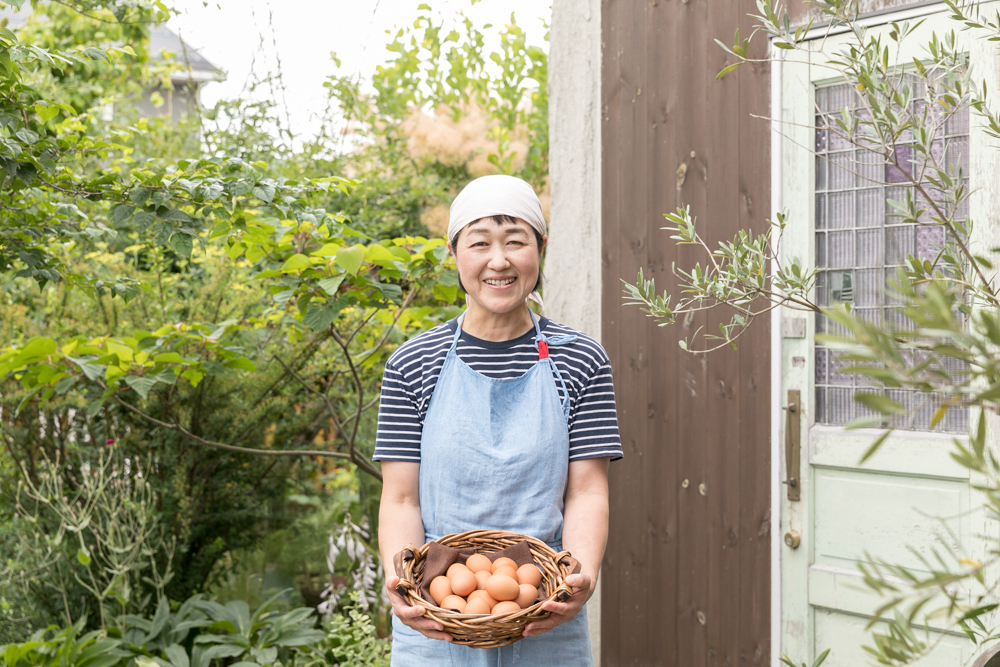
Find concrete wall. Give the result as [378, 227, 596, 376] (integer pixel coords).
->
[547, 0, 603, 340]
[546, 0, 603, 663]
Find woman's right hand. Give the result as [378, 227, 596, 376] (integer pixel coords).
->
[386, 575, 453, 642]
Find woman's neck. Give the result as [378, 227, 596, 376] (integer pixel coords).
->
[461, 301, 535, 342]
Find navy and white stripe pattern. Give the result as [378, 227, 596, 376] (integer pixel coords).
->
[373, 317, 623, 463]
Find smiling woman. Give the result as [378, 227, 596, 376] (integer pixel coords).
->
[374, 175, 623, 665]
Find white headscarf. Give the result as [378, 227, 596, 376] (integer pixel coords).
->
[447, 175, 547, 311]
[447, 175, 546, 242]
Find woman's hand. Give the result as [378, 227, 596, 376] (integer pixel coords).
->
[385, 575, 453, 642]
[521, 571, 593, 638]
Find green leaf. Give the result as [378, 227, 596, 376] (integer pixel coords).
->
[317, 275, 345, 295]
[280, 254, 313, 273]
[716, 62, 742, 79]
[224, 358, 256, 372]
[433, 284, 458, 303]
[162, 209, 194, 223]
[124, 375, 158, 399]
[336, 246, 365, 276]
[163, 645, 190, 667]
[77, 548, 92, 565]
[170, 233, 193, 259]
[303, 303, 341, 331]
[37, 105, 60, 122]
[859, 429, 894, 464]
[853, 393, 906, 415]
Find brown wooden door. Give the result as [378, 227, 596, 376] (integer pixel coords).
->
[600, 0, 771, 664]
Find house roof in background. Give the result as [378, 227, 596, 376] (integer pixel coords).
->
[0, 4, 223, 82]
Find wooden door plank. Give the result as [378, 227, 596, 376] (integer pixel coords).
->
[644, 0, 680, 662]
[737, 3, 773, 661]
[703, 0, 743, 662]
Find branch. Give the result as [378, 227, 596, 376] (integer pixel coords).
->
[103, 384, 351, 461]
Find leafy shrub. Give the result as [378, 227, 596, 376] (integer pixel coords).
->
[0, 619, 125, 667]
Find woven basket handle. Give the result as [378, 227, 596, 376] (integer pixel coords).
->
[553, 551, 582, 603]
[392, 544, 421, 598]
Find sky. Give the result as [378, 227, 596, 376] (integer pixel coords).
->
[167, 0, 551, 143]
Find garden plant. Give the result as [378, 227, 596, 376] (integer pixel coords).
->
[0, 0, 549, 663]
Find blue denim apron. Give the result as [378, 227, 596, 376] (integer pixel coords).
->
[390, 311, 593, 666]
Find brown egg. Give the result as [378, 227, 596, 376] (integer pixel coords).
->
[429, 576, 452, 605]
[474, 570, 491, 589]
[516, 563, 542, 588]
[491, 557, 517, 573]
[446, 562, 470, 578]
[464, 597, 491, 615]
[485, 574, 520, 602]
[469, 589, 499, 608]
[515, 583, 538, 609]
[466, 554, 492, 573]
[440, 595, 467, 613]
[491, 600, 521, 614]
[450, 569, 477, 597]
[493, 565, 517, 580]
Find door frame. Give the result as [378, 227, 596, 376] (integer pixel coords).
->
[770, 1, 999, 662]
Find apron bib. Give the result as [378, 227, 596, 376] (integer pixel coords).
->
[390, 311, 593, 666]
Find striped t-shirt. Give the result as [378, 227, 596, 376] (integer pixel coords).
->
[372, 317, 623, 463]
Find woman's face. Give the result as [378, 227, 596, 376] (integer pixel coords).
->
[451, 218, 545, 316]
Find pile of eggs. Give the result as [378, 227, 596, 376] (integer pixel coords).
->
[429, 554, 543, 615]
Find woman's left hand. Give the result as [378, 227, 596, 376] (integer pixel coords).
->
[522, 572, 592, 638]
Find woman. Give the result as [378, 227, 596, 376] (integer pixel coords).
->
[374, 175, 623, 665]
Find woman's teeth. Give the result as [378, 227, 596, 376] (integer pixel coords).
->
[485, 278, 516, 286]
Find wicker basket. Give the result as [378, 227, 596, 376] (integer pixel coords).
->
[393, 529, 578, 649]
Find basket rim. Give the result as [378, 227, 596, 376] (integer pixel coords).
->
[395, 529, 575, 623]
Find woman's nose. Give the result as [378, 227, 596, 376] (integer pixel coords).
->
[486, 245, 510, 269]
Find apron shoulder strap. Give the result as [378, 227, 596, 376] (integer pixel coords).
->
[529, 310, 577, 419]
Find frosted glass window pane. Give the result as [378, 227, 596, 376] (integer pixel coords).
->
[815, 348, 828, 385]
[816, 117, 829, 154]
[816, 232, 827, 268]
[885, 186, 910, 222]
[816, 194, 827, 229]
[946, 106, 969, 136]
[886, 226, 913, 264]
[856, 189, 883, 228]
[829, 192, 854, 229]
[855, 149, 881, 186]
[828, 388, 853, 424]
[816, 155, 827, 190]
[886, 144, 914, 183]
[828, 231, 854, 268]
[830, 152, 853, 190]
[916, 225, 945, 261]
[945, 136, 969, 174]
[856, 228, 882, 267]
[854, 269, 880, 307]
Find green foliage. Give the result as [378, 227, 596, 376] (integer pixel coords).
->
[317, 5, 549, 240]
[0, 618, 125, 667]
[297, 595, 389, 667]
[779, 649, 829, 667]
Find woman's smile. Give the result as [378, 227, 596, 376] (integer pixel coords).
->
[484, 276, 517, 288]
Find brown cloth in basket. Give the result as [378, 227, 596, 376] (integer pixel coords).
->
[417, 540, 535, 603]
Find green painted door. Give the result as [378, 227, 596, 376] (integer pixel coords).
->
[776, 7, 998, 665]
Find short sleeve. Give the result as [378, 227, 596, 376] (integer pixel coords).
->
[567, 354, 623, 462]
[373, 361, 423, 462]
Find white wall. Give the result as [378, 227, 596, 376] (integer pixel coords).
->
[547, 0, 603, 663]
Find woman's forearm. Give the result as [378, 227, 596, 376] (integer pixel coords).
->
[379, 498, 425, 579]
[378, 461, 425, 580]
[560, 458, 611, 593]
